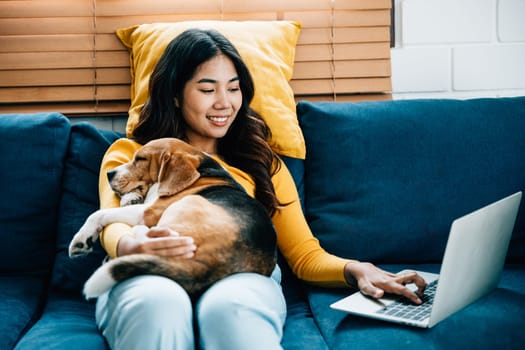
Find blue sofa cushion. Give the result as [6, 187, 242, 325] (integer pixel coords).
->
[51, 123, 122, 293]
[282, 155, 305, 211]
[280, 265, 329, 350]
[298, 98, 525, 264]
[0, 112, 70, 276]
[0, 277, 47, 350]
[13, 293, 107, 350]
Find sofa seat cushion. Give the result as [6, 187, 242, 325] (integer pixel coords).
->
[304, 264, 525, 349]
[298, 98, 525, 264]
[0, 113, 70, 276]
[280, 255, 328, 350]
[282, 299, 329, 350]
[0, 277, 47, 350]
[13, 293, 107, 350]
[51, 123, 122, 293]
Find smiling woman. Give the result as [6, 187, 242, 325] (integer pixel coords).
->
[93, 28, 292, 349]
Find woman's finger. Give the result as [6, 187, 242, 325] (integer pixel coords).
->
[394, 271, 427, 294]
[146, 226, 180, 238]
[140, 236, 196, 258]
[359, 281, 385, 299]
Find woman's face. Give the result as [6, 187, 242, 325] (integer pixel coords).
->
[179, 54, 242, 153]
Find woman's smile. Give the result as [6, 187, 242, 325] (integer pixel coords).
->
[207, 115, 230, 126]
[180, 54, 242, 153]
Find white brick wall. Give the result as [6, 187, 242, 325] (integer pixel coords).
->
[454, 45, 525, 90]
[402, 0, 493, 44]
[498, 0, 525, 41]
[392, 0, 525, 99]
[391, 48, 450, 92]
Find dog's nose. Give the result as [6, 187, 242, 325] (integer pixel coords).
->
[107, 169, 116, 182]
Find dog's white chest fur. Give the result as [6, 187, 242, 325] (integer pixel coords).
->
[143, 183, 159, 204]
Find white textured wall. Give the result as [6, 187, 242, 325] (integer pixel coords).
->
[392, 0, 525, 99]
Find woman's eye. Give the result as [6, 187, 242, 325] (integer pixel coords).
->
[200, 89, 214, 94]
[229, 87, 240, 92]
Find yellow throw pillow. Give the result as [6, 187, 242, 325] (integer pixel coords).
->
[117, 20, 305, 159]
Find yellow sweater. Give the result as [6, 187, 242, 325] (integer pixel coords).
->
[98, 138, 354, 287]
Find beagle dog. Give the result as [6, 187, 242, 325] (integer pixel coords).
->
[69, 138, 277, 299]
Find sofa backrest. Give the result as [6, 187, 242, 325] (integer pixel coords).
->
[0, 113, 70, 277]
[51, 122, 122, 293]
[298, 97, 525, 264]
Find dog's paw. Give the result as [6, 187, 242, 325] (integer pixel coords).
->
[69, 237, 93, 258]
[120, 192, 144, 206]
[68, 223, 99, 258]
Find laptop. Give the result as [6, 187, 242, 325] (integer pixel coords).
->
[330, 191, 522, 328]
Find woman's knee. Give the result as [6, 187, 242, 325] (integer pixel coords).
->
[96, 275, 195, 349]
[196, 273, 286, 349]
[97, 276, 193, 330]
[107, 275, 191, 320]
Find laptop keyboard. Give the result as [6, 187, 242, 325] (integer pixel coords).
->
[376, 279, 438, 321]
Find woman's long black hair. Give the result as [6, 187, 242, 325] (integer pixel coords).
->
[132, 28, 281, 216]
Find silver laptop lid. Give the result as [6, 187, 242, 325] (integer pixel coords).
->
[429, 191, 522, 327]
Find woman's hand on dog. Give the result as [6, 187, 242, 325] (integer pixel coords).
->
[117, 226, 197, 258]
[344, 262, 427, 304]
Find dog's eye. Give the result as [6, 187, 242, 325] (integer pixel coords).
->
[135, 156, 147, 162]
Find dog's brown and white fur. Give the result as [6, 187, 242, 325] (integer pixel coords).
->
[69, 138, 276, 299]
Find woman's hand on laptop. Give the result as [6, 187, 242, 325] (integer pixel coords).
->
[344, 262, 427, 304]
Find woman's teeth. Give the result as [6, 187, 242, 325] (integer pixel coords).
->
[208, 116, 227, 123]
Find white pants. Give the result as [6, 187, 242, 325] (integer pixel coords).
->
[95, 266, 286, 350]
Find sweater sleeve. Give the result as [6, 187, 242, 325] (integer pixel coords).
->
[98, 138, 142, 258]
[271, 160, 356, 287]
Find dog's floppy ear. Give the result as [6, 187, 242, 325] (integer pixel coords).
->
[157, 151, 201, 196]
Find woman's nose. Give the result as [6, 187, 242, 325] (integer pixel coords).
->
[214, 90, 231, 109]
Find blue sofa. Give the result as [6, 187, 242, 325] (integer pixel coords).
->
[1, 97, 524, 349]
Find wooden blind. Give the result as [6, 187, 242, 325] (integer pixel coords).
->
[0, 0, 392, 115]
